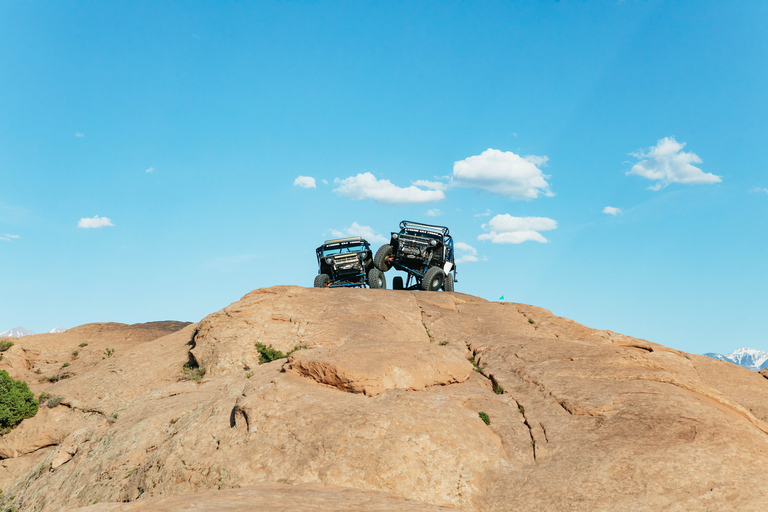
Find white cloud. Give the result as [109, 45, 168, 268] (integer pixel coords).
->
[413, 180, 448, 191]
[603, 206, 622, 215]
[329, 222, 388, 244]
[334, 172, 446, 204]
[75, 132, 84, 137]
[627, 137, 721, 190]
[77, 215, 114, 229]
[294, 176, 316, 189]
[749, 187, 768, 195]
[452, 148, 554, 199]
[478, 214, 557, 244]
[321, 179, 329, 185]
[426, 208, 442, 217]
[473, 209, 492, 217]
[455, 241, 484, 263]
[0, 233, 19, 242]
[145, 167, 154, 173]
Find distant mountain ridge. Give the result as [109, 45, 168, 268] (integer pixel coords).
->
[704, 347, 768, 371]
[0, 327, 35, 338]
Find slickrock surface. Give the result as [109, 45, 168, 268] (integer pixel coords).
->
[2, 286, 768, 511]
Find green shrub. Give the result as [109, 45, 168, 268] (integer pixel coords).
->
[61, 363, 70, 368]
[528, 318, 535, 325]
[0, 340, 13, 352]
[478, 412, 490, 425]
[78, 343, 88, 348]
[254, 342, 304, 364]
[0, 370, 38, 434]
[71, 350, 79, 357]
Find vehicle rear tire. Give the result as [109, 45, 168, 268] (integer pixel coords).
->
[443, 273, 454, 292]
[421, 267, 444, 291]
[314, 274, 331, 288]
[374, 244, 394, 272]
[393, 276, 404, 290]
[368, 268, 386, 289]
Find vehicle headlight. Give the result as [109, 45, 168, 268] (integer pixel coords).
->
[325, 257, 333, 265]
[392, 233, 399, 240]
[430, 239, 437, 246]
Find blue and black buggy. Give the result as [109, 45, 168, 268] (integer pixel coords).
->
[314, 236, 386, 288]
[373, 221, 456, 291]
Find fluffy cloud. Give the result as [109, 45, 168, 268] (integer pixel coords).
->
[77, 215, 114, 229]
[329, 222, 388, 244]
[294, 176, 316, 189]
[627, 137, 721, 190]
[0, 233, 19, 242]
[455, 241, 484, 263]
[452, 148, 553, 199]
[478, 214, 557, 244]
[603, 206, 622, 215]
[334, 173, 446, 204]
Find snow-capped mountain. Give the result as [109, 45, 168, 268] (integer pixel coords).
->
[704, 347, 768, 372]
[49, 327, 67, 333]
[0, 327, 35, 338]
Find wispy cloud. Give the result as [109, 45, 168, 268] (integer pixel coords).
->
[77, 215, 114, 229]
[749, 187, 768, 195]
[478, 214, 557, 244]
[474, 209, 492, 217]
[0, 233, 19, 242]
[452, 148, 554, 200]
[426, 208, 442, 217]
[603, 206, 622, 215]
[329, 222, 388, 244]
[627, 137, 721, 190]
[334, 173, 446, 204]
[145, 167, 155, 173]
[455, 241, 484, 263]
[413, 179, 448, 191]
[75, 132, 84, 137]
[294, 176, 316, 189]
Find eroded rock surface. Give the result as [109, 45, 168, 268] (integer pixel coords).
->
[1, 286, 767, 511]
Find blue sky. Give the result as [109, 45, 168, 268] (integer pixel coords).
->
[1, 1, 766, 355]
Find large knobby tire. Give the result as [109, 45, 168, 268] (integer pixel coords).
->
[374, 244, 394, 272]
[368, 268, 386, 289]
[314, 274, 331, 288]
[392, 276, 404, 290]
[421, 267, 444, 291]
[443, 272, 454, 292]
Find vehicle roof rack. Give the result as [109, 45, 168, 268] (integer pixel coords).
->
[322, 236, 366, 245]
[399, 220, 450, 236]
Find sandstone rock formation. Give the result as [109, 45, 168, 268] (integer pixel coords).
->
[1, 287, 767, 511]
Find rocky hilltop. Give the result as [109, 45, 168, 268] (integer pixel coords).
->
[1, 287, 768, 511]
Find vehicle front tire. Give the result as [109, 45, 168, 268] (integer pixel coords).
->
[421, 267, 444, 291]
[374, 244, 394, 272]
[393, 276, 404, 290]
[314, 274, 331, 288]
[443, 273, 454, 292]
[368, 268, 386, 289]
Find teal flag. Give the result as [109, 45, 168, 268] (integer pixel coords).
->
[499, 295, 504, 300]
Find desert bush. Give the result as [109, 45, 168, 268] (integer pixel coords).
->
[0, 370, 38, 434]
[254, 342, 304, 364]
[0, 340, 13, 352]
[182, 363, 206, 382]
[47, 396, 63, 408]
[78, 343, 88, 348]
[478, 412, 490, 425]
[38, 392, 50, 404]
[103, 348, 114, 359]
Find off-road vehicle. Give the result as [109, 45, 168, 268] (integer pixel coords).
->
[314, 236, 386, 289]
[374, 221, 456, 291]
